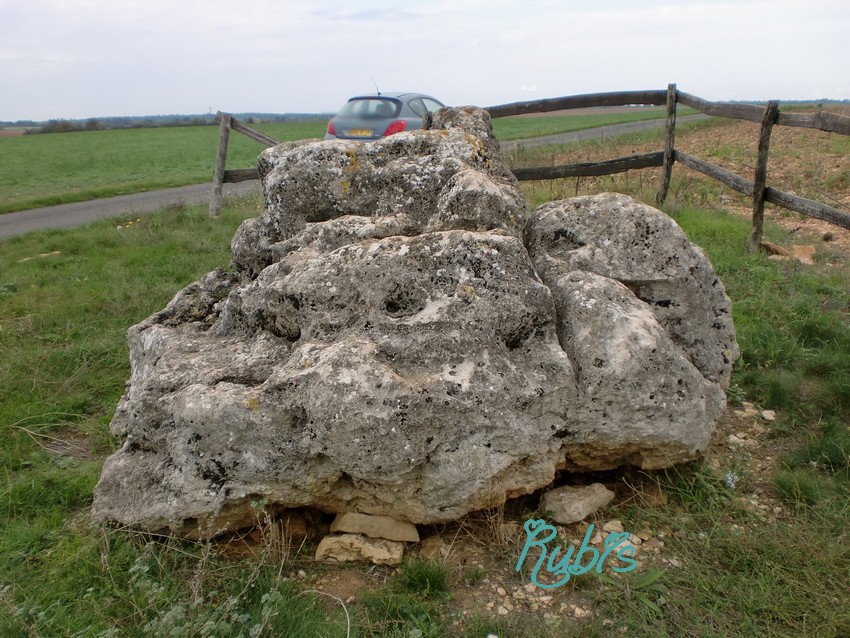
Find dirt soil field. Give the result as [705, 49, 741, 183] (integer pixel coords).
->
[677, 109, 850, 254]
[512, 106, 850, 257]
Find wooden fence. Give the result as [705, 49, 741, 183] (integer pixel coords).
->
[209, 112, 280, 217]
[209, 89, 850, 243]
[487, 85, 850, 244]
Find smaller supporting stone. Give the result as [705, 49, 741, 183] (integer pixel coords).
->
[316, 533, 404, 565]
[540, 483, 615, 524]
[330, 512, 420, 543]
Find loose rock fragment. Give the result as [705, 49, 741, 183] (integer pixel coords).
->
[540, 483, 615, 524]
[315, 533, 404, 565]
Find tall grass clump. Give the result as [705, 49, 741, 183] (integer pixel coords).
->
[400, 558, 450, 599]
[774, 418, 850, 512]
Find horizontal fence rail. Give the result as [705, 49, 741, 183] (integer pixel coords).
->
[486, 85, 850, 239]
[223, 167, 261, 183]
[226, 117, 279, 147]
[677, 91, 850, 135]
[511, 152, 663, 181]
[674, 151, 755, 197]
[486, 90, 667, 118]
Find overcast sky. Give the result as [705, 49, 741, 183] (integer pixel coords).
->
[2, 0, 848, 121]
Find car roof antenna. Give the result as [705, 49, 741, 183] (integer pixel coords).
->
[371, 75, 381, 96]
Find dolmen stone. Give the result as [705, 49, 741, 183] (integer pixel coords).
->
[92, 107, 739, 538]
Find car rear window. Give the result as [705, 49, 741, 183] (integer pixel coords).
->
[338, 98, 401, 119]
[408, 97, 445, 117]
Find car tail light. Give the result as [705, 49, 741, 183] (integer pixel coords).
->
[327, 121, 336, 135]
[383, 120, 407, 136]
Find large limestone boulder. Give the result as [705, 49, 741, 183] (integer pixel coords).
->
[524, 193, 739, 470]
[92, 107, 738, 538]
[524, 194, 739, 387]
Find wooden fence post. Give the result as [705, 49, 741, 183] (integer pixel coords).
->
[655, 83, 678, 206]
[751, 101, 780, 248]
[209, 112, 232, 218]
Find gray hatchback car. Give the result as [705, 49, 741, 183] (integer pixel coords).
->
[325, 92, 445, 141]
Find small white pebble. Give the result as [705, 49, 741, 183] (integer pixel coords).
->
[603, 519, 624, 533]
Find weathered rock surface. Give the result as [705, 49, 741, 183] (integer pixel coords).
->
[232, 116, 526, 278]
[540, 483, 615, 524]
[92, 107, 738, 538]
[524, 194, 739, 387]
[524, 193, 738, 470]
[330, 512, 419, 543]
[315, 533, 404, 565]
[418, 535, 451, 561]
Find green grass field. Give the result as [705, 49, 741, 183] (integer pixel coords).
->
[2, 116, 849, 636]
[0, 110, 688, 215]
[0, 122, 328, 214]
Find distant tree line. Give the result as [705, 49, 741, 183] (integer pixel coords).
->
[1, 113, 332, 134]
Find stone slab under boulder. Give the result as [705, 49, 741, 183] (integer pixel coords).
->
[91, 106, 738, 538]
[330, 512, 420, 543]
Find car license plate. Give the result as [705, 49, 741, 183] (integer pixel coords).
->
[346, 129, 373, 137]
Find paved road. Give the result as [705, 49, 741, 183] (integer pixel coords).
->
[0, 181, 260, 240]
[1, 114, 709, 240]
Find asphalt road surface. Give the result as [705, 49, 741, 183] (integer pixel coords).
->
[0, 114, 708, 241]
[0, 181, 259, 240]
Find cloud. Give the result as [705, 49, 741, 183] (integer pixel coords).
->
[313, 8, 423, 21]
[1, 0, 849, 120]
